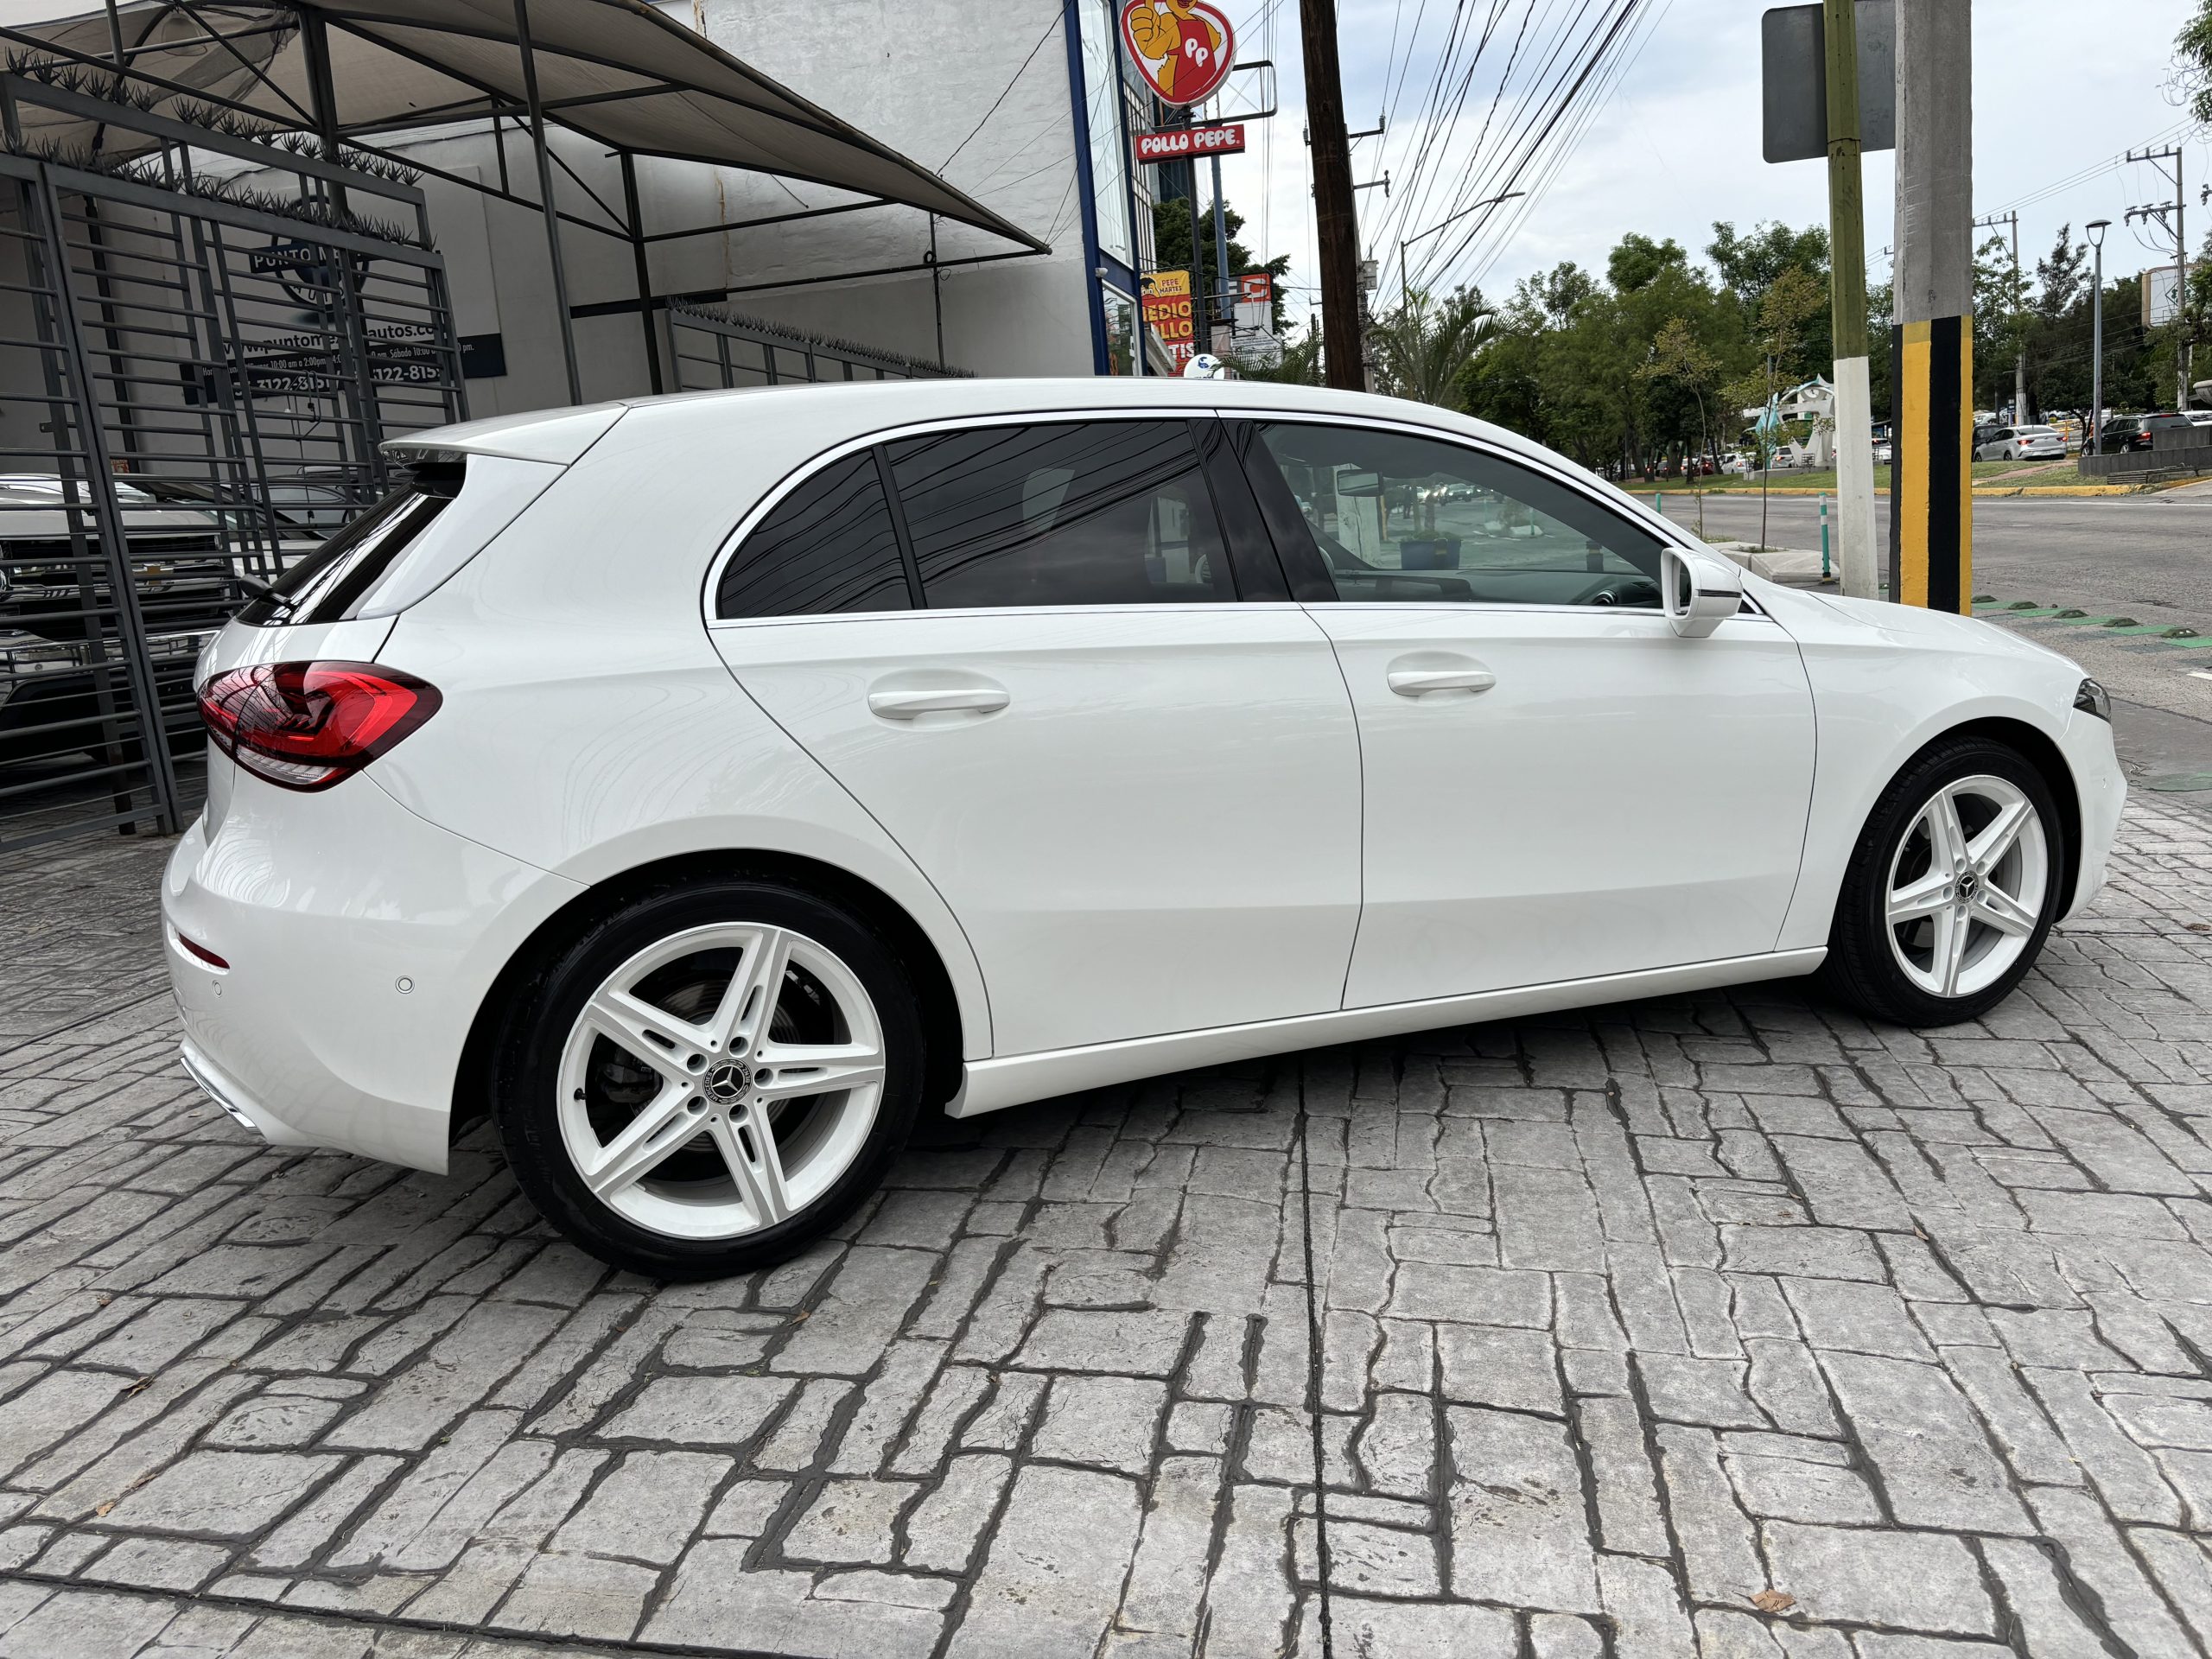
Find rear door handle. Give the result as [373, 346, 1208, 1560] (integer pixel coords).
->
[868, 685, 1010, 719]
[1387, 667, 1496, 697]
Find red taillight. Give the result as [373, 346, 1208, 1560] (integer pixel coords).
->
[197, 660, 441, 791]
[176, 932, 229, 969]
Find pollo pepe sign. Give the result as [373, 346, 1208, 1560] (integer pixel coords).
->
[1134, 124, 1245, 162]
[1119, 0, 1235, 107]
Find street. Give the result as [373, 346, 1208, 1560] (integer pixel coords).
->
[1656, 489, 2212, 791]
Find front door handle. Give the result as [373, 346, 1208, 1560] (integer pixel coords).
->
[1387, 667, 1497, 698]
[868, 684, 1010, 720]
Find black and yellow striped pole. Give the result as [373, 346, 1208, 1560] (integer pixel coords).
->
[1891, 316, 1972, 610]
[1889, 0, 1973, 613]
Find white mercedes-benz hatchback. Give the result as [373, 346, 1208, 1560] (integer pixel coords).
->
[166, 379, 2124, 1277]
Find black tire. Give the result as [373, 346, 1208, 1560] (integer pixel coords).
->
[1816, 735, 2065, 1027]
[494, 878, 925, 1280]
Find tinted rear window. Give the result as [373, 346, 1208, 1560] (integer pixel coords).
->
[715, 452, 912, 619]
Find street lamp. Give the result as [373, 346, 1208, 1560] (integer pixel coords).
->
[2086, 219, 2107, 456]
[1398, 192, 1526, 303]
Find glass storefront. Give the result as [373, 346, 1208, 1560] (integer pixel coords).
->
[1080, 0, 1134, 268]
[1103, 285, 1137, 374]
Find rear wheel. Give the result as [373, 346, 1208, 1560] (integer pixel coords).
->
[496, 880, 925, 1279]
[1818, 738, 2063, 1027]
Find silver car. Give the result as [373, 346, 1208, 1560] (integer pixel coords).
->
[1974, 424, 2066, 462]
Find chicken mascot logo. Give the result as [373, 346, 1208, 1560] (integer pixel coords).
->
[1119, 0, 1236, 107]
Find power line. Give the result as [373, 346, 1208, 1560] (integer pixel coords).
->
[1398, 0, 1619, 284]
[1418, 0, 1655, 293]
[938, 10, 1064, 175]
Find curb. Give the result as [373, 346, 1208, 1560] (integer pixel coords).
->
[1640, 483, 2154, 499]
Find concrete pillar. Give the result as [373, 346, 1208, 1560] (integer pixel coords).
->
[1890, 0, 1973, 613]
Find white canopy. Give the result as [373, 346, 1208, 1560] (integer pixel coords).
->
[0, 0, 1046, 250]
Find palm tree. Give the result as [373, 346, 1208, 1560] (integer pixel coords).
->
[1240, 318, 1324, 385]
[1372, 287, 1492, 405]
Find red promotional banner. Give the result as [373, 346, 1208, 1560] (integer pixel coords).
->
[1141, 270, 1195, 367]
[1134, 124, 1247, 163]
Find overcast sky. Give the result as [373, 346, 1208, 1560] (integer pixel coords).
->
[1205, 0, 2207, 328]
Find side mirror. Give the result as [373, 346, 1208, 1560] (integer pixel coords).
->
[1662, 545, 1743, 639]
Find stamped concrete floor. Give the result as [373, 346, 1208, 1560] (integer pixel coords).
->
[3, 805, 2212, 1658]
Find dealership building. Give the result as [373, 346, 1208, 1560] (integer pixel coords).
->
[0, 0, 1211, 849]
[10, 0, 1176, 404]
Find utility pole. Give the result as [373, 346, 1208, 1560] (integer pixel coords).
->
[1211, 152, 1232, 356]
[1973, 210, 2024, 422]
[1891, 0, 1972, 613]
[2125, 145, 2189, 410]
[2087, 219, 2107, 452]
[1821, 0, 1878, 599]
[1300, 0, 1363, 389]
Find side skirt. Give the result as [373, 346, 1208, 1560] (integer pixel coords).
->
[946, 948, 1828, 1118]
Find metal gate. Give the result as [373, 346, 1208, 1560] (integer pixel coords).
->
[0, 67, 465, 854]
[670, 299, 965, 389]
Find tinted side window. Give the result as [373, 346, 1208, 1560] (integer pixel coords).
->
[716, 452, 912, 619]
[236, 469, 456, 627]
[1248, 423, 1666, 607]
[887, 421, 1232, 608]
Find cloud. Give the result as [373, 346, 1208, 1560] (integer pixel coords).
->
[1202, 0, 2204, 330]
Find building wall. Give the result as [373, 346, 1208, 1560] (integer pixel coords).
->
[382, 0, 1095, 417]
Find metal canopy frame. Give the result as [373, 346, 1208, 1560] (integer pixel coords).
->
[3, 0, 1052, 397]
[0, 66, 467, 851]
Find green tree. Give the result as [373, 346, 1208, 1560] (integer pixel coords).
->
[2180, 0, 2212, 124]
[1150, 196, 1290, 333]
[1973, 231, 2029, 416]
[1242, 317, 1324, 385]
[1867, 276, 1894, 420]
[2026, 225, 2092, 416]
[1372, 287, 1493, 406]
[1720, 265, 1827, 467]
[1637, 316, 1724, 472]
[1708, 219, 1833, 380]
[1607, 233, 1689, 294]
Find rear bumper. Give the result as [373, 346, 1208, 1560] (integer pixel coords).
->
[178, 1036, 320, 1149]
[163, 771, 585, 1173]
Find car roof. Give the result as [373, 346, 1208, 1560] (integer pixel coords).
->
[386, 378, 1556, 472]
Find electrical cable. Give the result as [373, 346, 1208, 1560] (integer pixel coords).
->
[1414, 0, 1649, 292]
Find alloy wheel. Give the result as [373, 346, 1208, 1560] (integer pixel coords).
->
[1884, 773, 2049, 1000]
[554, 922, 886, 1240]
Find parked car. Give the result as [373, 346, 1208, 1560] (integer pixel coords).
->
[0, 475, 238, 765]
[1872, 437, 1892, 464]
[1973, 425, 2067, 462]
[2098, 412, 2197, 453]
[167, 380, 2126, 1277]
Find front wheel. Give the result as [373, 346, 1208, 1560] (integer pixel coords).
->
[1817, 738, 2064, 1027]
[495, 880, 925, 1279]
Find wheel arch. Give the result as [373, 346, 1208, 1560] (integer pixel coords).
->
[450, 849, 968, 1146]
[1932, 715, 2083, 918]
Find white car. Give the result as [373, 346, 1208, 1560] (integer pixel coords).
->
[1975, 424, 2067, 461]
[166, 380, 2126, 1278]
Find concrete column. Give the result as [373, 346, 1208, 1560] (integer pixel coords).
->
[1890, 0, 1973, 613]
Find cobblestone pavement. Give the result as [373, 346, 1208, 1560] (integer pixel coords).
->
[4, 804, 2212, 1659]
